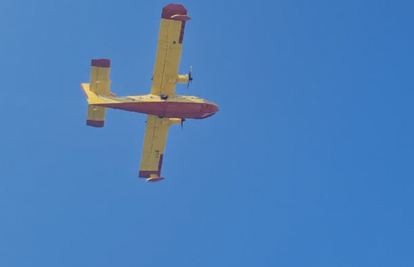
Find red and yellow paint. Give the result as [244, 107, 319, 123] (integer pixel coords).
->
[81, 4, 219, 182]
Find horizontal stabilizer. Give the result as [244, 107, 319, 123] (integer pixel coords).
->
[89, 59, 111, 95]
[87, 105, 106, 127]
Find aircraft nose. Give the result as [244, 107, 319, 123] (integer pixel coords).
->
[207, 104, 219, 114]
[200, 103, 219, 118]
[210, 104, 219, 113]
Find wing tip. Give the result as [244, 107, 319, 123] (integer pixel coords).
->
[162, 4, 191, 21]
[139, 171, 165, 182]
[91, 59, 111, 68]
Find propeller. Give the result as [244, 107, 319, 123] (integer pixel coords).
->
[181, 119, 185, 130]
[187, 66, 193, 89]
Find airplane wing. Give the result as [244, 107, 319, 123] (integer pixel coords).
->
[151, 4, 191, 96]
[139, 115, 181, 182]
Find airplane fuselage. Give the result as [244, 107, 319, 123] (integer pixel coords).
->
[81, 3, 218, 182]
[92, 93, 219, 119]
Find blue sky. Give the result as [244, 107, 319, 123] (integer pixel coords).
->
[1, 0, 413, 266]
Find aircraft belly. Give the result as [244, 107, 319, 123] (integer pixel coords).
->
[100, 101, 218, 119]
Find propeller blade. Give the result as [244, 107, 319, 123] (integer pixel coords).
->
[187, 66, 193, 89]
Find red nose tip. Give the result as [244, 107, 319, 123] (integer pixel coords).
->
[209, 104, 219, 113]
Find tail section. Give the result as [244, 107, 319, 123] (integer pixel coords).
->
[81, 59, 115, 128]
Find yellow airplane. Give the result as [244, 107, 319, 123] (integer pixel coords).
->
[80, 4, 219, 182]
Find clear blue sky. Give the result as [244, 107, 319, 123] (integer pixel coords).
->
[1, 0, 413, 266]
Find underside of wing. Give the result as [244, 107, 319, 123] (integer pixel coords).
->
[151, 4, 191, 96]
[139, 115, 181, 182]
